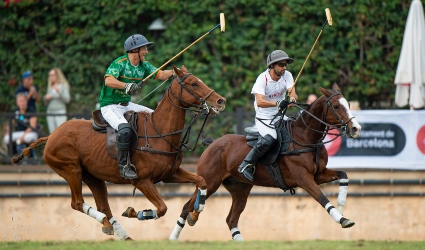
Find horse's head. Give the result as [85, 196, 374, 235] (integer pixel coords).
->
[318, 84, 361, 138]
[169, 65, 226, 115]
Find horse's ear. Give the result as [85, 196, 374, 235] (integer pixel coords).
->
[332, 82, 341, 92]
[181, 65, 188, 73]
[173, 65, 184, 78]
[319, 87, 333, 97]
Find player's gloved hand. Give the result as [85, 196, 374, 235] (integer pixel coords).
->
[276, 99, 290, 111]
[125, 83, 141, 94]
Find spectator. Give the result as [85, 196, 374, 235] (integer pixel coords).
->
[44, 68, 71, 133]
[3, 93, 38, 153]
[349, 100, 361, 110]
[306, 93, 318, 105]
[15, 70, 41, 112]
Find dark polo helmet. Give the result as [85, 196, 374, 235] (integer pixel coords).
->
[124, 34, 153, 53]
[267, 50, 294, 67]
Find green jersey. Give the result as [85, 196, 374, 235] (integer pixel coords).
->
[99, 55, 158, 107]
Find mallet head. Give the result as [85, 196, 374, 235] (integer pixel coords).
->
[220, 13, 225, 32]
[325, 8, 333, 26]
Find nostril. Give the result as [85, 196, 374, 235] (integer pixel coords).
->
[217, 99, 225, 105]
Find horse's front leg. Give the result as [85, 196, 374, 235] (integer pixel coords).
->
[315, 169, 349, 216]
[164, 168, 207, 237]
[290, 165, 355, 228]
[121, 179, 167, 221]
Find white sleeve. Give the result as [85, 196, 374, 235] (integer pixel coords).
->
[251, 73, 266, 95]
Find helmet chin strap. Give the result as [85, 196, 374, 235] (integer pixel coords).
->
[273, 67, 283, 76]
[137, 49, 142, 63]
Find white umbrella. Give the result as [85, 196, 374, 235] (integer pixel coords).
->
[394, 0, 425, 109]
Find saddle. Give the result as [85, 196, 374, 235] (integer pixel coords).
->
[91, 110, 139, 160]
[245, 121, 291, 163]
[244, 120, 294, 193]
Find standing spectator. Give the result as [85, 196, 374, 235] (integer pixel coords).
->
[15, 70, 40, 112]
[44, 68, 71, 134]
[3, 93, 39, 153]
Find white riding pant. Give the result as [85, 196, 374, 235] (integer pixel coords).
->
[255, 116, 286, 140]
[101, 102, 153, 130]
[3, 131, 38, 145]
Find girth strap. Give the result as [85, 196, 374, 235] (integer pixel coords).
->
[265, 162, 296, 195]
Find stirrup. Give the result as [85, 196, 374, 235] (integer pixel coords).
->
[121, 164, 138, 180]
[239, 163, 255, 175]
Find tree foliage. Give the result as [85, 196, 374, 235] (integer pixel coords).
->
[0, 0, 411, 114]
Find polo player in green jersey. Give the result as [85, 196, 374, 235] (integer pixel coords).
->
[99, 34, 174, 179]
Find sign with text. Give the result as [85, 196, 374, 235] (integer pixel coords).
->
[326, 110, 425, 170]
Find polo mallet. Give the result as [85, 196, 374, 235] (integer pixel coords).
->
[288, 8, 332, 97]
[138, 13, 225, 86]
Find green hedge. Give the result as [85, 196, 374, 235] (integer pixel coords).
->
[0, 0, 410, 114]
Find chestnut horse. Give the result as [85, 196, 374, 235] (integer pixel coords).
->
[169, 84, 361, 241]
[13, 65, 226, 240]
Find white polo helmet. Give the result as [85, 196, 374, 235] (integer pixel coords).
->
[267, 50, 294, 67]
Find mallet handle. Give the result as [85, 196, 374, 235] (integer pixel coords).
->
[288, 20, 328, 96]
[140, 25, 221, 84]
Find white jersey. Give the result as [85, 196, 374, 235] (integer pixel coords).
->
[251, 69, 294, 119]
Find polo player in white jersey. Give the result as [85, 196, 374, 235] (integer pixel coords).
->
[238, 50, 298, 181]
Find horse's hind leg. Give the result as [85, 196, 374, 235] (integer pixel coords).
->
[81, 171, 131, 240]
[222, 179, 253, 241]
[292, 168, 354, 228]
[315, 169, 349, 216]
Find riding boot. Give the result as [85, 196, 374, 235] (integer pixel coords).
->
[238, 134, 276, 181]
[117, 123, 138, 179]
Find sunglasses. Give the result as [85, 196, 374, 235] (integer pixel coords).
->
[276, 62, 288, 67]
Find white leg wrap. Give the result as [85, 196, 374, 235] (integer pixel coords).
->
[337, 179, 349, 215]
[109, 217, 129, 240]
[82, 203, 106, 224]
[325, 202, 343, 223]
[231, 227, 244, 241]
[169, 217, 186, 240]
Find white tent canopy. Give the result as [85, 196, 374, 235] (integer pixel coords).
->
[394, 0, 425, 109]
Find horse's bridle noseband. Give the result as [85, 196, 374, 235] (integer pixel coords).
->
[324, 92, 354, 136]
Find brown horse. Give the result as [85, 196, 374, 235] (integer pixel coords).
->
[169, 84, 361, 241]
[13, 65, 226, 240]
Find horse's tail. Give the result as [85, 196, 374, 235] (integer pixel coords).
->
[11, 137, 49, 164]
[201, 137, 215, 146]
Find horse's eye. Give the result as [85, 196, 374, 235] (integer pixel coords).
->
[333, 105, 339, 109]
[191, 83, 197, 87]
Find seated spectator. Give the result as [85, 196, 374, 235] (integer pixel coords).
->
[44, 68, 71, 133]
[15, 70, 40, 112]
[3, 93, 39, 153]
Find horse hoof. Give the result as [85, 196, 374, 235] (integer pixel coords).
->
[102, 226, 114, 235]
[125, 237, 133, 241]
[341, 219, 355, 228]
[122, 207, 135, 218]
[187, 214, 197, 226]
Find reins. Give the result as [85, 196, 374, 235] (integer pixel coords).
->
[135, 73, 214, 180]
[285, 92, 355, 148]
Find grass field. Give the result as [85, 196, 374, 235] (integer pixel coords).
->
[0, 240, 424, 250]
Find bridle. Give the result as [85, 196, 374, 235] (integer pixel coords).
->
[136, 72, 217, 180]
[167, 73, 216, 112]
[286, 91, 354, 147]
